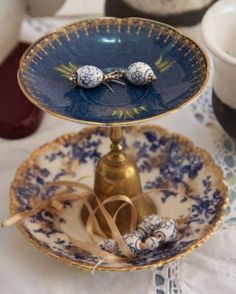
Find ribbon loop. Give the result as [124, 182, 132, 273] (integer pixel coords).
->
[1, 177, 177, 264]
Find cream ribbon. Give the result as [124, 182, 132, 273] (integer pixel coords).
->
[1, 178, 175, 263]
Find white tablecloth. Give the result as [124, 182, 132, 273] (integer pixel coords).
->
[0, 14, 236, 294]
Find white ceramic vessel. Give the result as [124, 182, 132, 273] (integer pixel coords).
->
[122, 0, 213, 16]
[202, 0, 236, 138]
[105, 0, 217, 27]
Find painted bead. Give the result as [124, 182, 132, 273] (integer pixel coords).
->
[136, 228, 146, 240]
[144, 237, 160, 250]
[154, 219, 177, 242]
[118, 233, 142, 256]
[137, 214, 162, 238]
[133, 229, 145, 240]
[98, 239, 117, 253]
[76, 65, 104, 88]
[125, 62, 157, 85]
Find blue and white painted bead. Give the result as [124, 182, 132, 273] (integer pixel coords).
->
[98, 239, 117, 253]
[154, 219, 177, 242]
[125, 62, 157, 85]
[137, 214, 162, 238]
[132, 229, 145, 240]
[99, 233, 142, 256]
[121, 233, 142, 256]
[76, 65, 104, 88]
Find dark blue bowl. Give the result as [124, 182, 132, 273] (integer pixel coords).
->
[18, 18, 209, 126]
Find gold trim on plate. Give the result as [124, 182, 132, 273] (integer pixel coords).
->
[10, 125, 228, 272]
[17, 17, 210, 127]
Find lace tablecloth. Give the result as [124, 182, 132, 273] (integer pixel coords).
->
[0, 17, 235, 294]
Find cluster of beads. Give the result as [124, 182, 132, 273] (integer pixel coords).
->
[68, 62, 157, 92]
[98, 215, 177, 256]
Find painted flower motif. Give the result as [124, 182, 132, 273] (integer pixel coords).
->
[126, 62, 156, 85]
[76, 65, 103, 88]
[131, 70, 144, 84]
[13, 126, 225, 267]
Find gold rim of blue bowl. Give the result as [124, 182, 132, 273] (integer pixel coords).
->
[17, 17, 210, 127]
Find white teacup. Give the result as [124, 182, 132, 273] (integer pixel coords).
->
[202, 0, 236, 138]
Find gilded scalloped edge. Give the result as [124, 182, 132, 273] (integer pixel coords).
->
[17, 17, 210, 128]
[9, 125, 228, 272]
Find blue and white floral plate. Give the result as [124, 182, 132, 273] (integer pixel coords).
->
[10, 126, 227, 271]
[17, 17, 209, 126]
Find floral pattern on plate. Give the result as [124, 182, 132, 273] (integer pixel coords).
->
[10, 125, 227, 271]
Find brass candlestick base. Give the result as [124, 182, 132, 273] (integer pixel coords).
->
[81, 127, 156, 237]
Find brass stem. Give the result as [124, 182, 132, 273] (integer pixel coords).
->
[110, 127, 122, 151]
[107, 127, 126, 163]
[81, 126, 157, 237]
